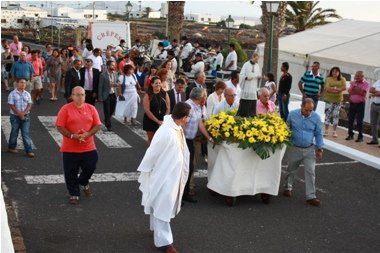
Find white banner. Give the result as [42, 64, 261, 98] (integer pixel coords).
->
[91, 22, 127, 50]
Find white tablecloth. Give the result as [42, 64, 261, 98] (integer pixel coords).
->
[207, 143, 286, 197]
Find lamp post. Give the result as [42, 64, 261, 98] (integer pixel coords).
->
[225, 15, 234, 44]
[126, 1, 133, 49]
[36, 16, 41, 42]
[265, 1, 279, 73]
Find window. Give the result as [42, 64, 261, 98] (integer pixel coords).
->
[95, 15, 98, 18]
[84, 14, 92, 18]
[208, 18, 211, 21]
[1, 19, 6, 23]
[17, 19, 23, 23]
[201, 18, 204, 21]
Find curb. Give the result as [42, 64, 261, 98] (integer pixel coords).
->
[324, 139, 380, 170]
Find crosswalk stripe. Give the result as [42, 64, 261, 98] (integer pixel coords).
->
[24, 170, 208, 184]
[96, 125, 132, 148]
[38, 116, 131, 148]
[1, 116, 37, 150]
[38, 116, 63, 146]
[113, 116, 147, 141]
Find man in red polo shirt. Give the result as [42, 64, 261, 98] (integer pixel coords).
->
[56, 86, 102, 204]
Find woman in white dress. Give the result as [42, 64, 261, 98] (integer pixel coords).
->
[237, 53, 261, 117]
[206, 80, 226, 117]
[117, 64, 140, 125]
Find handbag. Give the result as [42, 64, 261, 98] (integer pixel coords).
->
[115, 98, 127, 119]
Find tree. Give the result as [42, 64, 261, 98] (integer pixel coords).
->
[168, 1, 185, 42]
[260, 2, 288, 83]
[286, 1, 341, 32]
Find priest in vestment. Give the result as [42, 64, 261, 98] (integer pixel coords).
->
[138, 102, 191, 253]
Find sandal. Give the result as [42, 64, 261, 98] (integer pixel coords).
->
[332, 131, 338, 138]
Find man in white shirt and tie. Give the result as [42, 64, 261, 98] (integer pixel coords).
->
[80, 59, 100, 105]
[168, 78, 186, 113]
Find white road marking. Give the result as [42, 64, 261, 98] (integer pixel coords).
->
[96, 125, 132, 148]
[113, 116, 147, 141]
[1, 116, 36, 150]
[23, 161, 357, 195]
[38, 116, 131, 148]
[38, 116, 63, 146]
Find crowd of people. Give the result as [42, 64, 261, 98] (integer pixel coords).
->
[2, 34, 380, 253]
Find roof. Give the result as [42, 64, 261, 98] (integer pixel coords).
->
[271, 19, 380, 68]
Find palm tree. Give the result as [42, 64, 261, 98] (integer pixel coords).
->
[168, 1, 185, 42]
[286, 1, 341, 32]
[260, 2, 288, 83]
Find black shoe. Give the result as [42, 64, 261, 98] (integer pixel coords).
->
[345, 136, 354, 140]
[106, 126, 112, 131]
[367, 141, 379, 145]
[182, 195, 198, 203]
[355, 138, 363, 142]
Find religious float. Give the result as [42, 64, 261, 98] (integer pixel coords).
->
[205, 110, 291, 206]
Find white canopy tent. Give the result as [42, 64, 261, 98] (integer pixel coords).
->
[257, 19, 380, 123]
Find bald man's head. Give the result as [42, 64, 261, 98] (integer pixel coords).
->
[258, 87, 270, 104]
[71, 86, 86, 105]
[224, 88, 236, 106]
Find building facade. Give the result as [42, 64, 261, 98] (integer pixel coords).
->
[1, 4, 48, 29]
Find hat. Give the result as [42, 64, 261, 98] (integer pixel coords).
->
[209, 49, 217, 55]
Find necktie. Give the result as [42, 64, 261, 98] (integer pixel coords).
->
[87, 70, 93, 90]
[177, 92, 180, 103]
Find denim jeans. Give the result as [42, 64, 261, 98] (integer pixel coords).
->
[277, 93, 290, 121]
[8, 114, 32, 153]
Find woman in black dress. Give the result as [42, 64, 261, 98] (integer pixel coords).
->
[143, 76, 170, 144]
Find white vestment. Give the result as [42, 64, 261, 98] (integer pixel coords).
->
[138, 115, 190, 223]
[240, 61, 261, 100]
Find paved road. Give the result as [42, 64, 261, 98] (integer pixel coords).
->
[2, 89, 380, 253]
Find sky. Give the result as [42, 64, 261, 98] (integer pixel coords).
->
[13, 0, 380, 22]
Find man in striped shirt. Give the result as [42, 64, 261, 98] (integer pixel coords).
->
[298, 61, 325, 110]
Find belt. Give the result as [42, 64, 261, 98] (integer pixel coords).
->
[294, 144, 313, 149]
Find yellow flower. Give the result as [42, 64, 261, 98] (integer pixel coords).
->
[249, 137, 255, 143]
[225, 132, 230, 137]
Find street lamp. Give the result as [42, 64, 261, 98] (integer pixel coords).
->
[225, 15, 234, 44]
[126, 1, 133, 49]
[126, 1, 133, 22]
[265, 1, 279, 72]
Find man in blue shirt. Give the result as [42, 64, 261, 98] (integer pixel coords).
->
[283, 98, 324, 207]
[10, 51, 34, 92]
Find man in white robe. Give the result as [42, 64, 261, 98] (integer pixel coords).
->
[138, 102, 191, 253]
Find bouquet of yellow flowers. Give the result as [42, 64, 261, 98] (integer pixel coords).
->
[205, 110, 291, 159]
